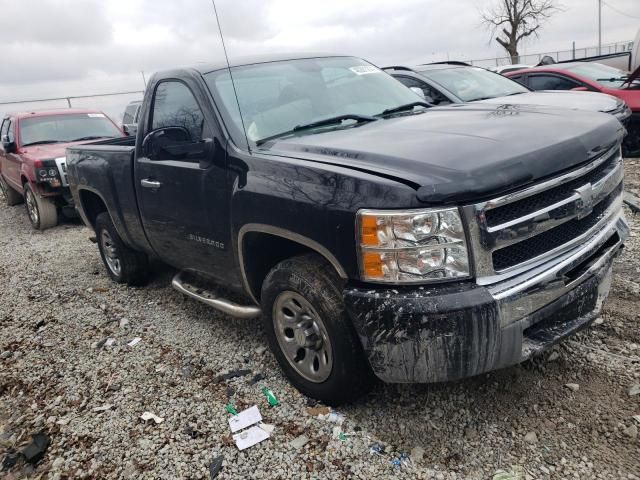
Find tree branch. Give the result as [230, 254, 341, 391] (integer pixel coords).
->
[481, 0, 561, 61]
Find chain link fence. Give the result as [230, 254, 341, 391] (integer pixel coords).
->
[468, 40, 634, 67]
[0, 90, 144, 124]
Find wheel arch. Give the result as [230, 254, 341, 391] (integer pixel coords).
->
[78, 188, 109, 228]
[238, 224, 348, 304]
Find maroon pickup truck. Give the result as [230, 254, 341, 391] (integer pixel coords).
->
[0, 109, 123, 229]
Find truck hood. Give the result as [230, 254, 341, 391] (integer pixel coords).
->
[476, 90, 621, 113]
[20, 138, 115, 160]
[259, 103, 624, 204]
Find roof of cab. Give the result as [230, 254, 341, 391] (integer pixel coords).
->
[193, 53, 352, 74]
[4, 108, 107, 120]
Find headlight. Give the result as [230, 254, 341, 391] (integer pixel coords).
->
[357, 208, 470, 283]
[34, 159, 61, 186]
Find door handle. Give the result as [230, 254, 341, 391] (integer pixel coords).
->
[141, 179, 162, 189]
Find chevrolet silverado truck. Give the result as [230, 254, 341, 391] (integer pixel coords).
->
[0, 109, 123, 229]
[67, 54, 629, 404]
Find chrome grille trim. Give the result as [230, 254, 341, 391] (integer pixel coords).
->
[55, 157, 69, 187]
[476, 144, 619, 212]
[486, 158, 623, 248]
[463, 145, 624, 285]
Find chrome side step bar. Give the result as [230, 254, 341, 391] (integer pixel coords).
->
[171, 272, 262, 319]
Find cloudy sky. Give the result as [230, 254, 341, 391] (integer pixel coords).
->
[0, 0, 638, 119]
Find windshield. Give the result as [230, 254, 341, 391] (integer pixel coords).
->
[203, 56, 421, 148]
[564, 63, 638, 89]
[19, 113, 121, 146]
[417, 66, 529, 102]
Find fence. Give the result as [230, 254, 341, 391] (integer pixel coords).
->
[468, 40, 634, 67]
[0, 90, 145, 123]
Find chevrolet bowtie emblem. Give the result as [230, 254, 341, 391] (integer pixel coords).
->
[574, 183, 594, 220]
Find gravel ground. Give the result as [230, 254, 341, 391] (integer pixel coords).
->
[1, 161, 640, 480]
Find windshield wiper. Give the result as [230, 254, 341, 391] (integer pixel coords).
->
[21, 140, 64, 147]
[292, 114, 377, 132]
[256, 114, 377, 146]
[379, 101, 431, 116]
[70, 135, 114, 142]
[466, 96, 495, 102]
[503, 92, 526, 96]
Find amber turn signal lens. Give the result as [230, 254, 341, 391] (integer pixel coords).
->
[360, 215, 379, 246]
[362, 251, 383, 278]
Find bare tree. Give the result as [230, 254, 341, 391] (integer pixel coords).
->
[482, 0, 560, 64]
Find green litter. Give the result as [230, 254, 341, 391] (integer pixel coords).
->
[261, 387, 279, 407]
[225, 403, 238, 415]
[492, 466, 525, 480]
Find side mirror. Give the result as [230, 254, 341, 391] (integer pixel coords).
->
[1, 135, 15, 154]
[142, 126, 212, 162]
[122, 125, 130, 136]
[571, 86, 589, 92]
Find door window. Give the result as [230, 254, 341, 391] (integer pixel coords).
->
[151, 82, 205, 142]
[395, 76, 450, 104]
[508, 74, 526, 86]
[528, 75, 579, 91]
[0, 119, 9, 140]
[123, 104, 137, 124]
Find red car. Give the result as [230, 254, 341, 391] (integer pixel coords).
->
[0, 109, 123, 230]
[506, 63, 640, 155]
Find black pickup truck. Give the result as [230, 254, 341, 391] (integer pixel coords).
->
[67, 54, 628, 404]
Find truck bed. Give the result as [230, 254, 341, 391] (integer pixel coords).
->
[66, 136, 150, 252]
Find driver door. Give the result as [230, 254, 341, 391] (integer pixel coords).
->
[0, 118, 21, 191]
[135, 79, 233, 280]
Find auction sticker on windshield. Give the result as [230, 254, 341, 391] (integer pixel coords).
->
[350, 65, 380, 75]
[87, 113, 105, 118]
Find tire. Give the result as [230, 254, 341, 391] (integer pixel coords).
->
[95, 212, 148, 285]
[261, 254, 374, 405]
[0, 175, 23, 206]
[24, 184, 58, 230]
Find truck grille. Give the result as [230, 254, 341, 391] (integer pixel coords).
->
[464, 144, 624, 283]
[55, 157, 69, 187]
[485, 149, 618, 227]
[492, 183, 622, 271]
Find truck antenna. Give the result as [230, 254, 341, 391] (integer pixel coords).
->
[210, 0, 252, 153]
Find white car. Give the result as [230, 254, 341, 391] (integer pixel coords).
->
[490, 64, 533, 75]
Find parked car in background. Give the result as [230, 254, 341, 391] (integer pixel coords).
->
[122, 100, 142, 136]
[506, 63, 640, 155]
[490, 64, 533, 75]
[67, 54, 627, 404]
[386, 63, 632, 126]
[0, 109, 124, 230]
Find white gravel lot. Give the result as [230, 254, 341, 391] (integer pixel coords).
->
[1, 161, 639, 479]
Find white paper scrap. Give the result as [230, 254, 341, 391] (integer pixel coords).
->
[233, 425, 269, 450]
[258, 422, 275, 434]
[228, 405, 262, 433]
[140, 411, 164, 424]
[127, 337, 142, 347]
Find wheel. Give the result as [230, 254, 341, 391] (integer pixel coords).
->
[95, 212, 148, 285]
[24, 184, 58, 230]
[261, 254, 373, 405]
[0, 175, 23, 206]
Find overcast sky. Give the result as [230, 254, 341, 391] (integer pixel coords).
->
[0, 0, 638, 119]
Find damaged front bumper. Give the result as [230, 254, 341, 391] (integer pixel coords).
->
[344, 215, 628, 383]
